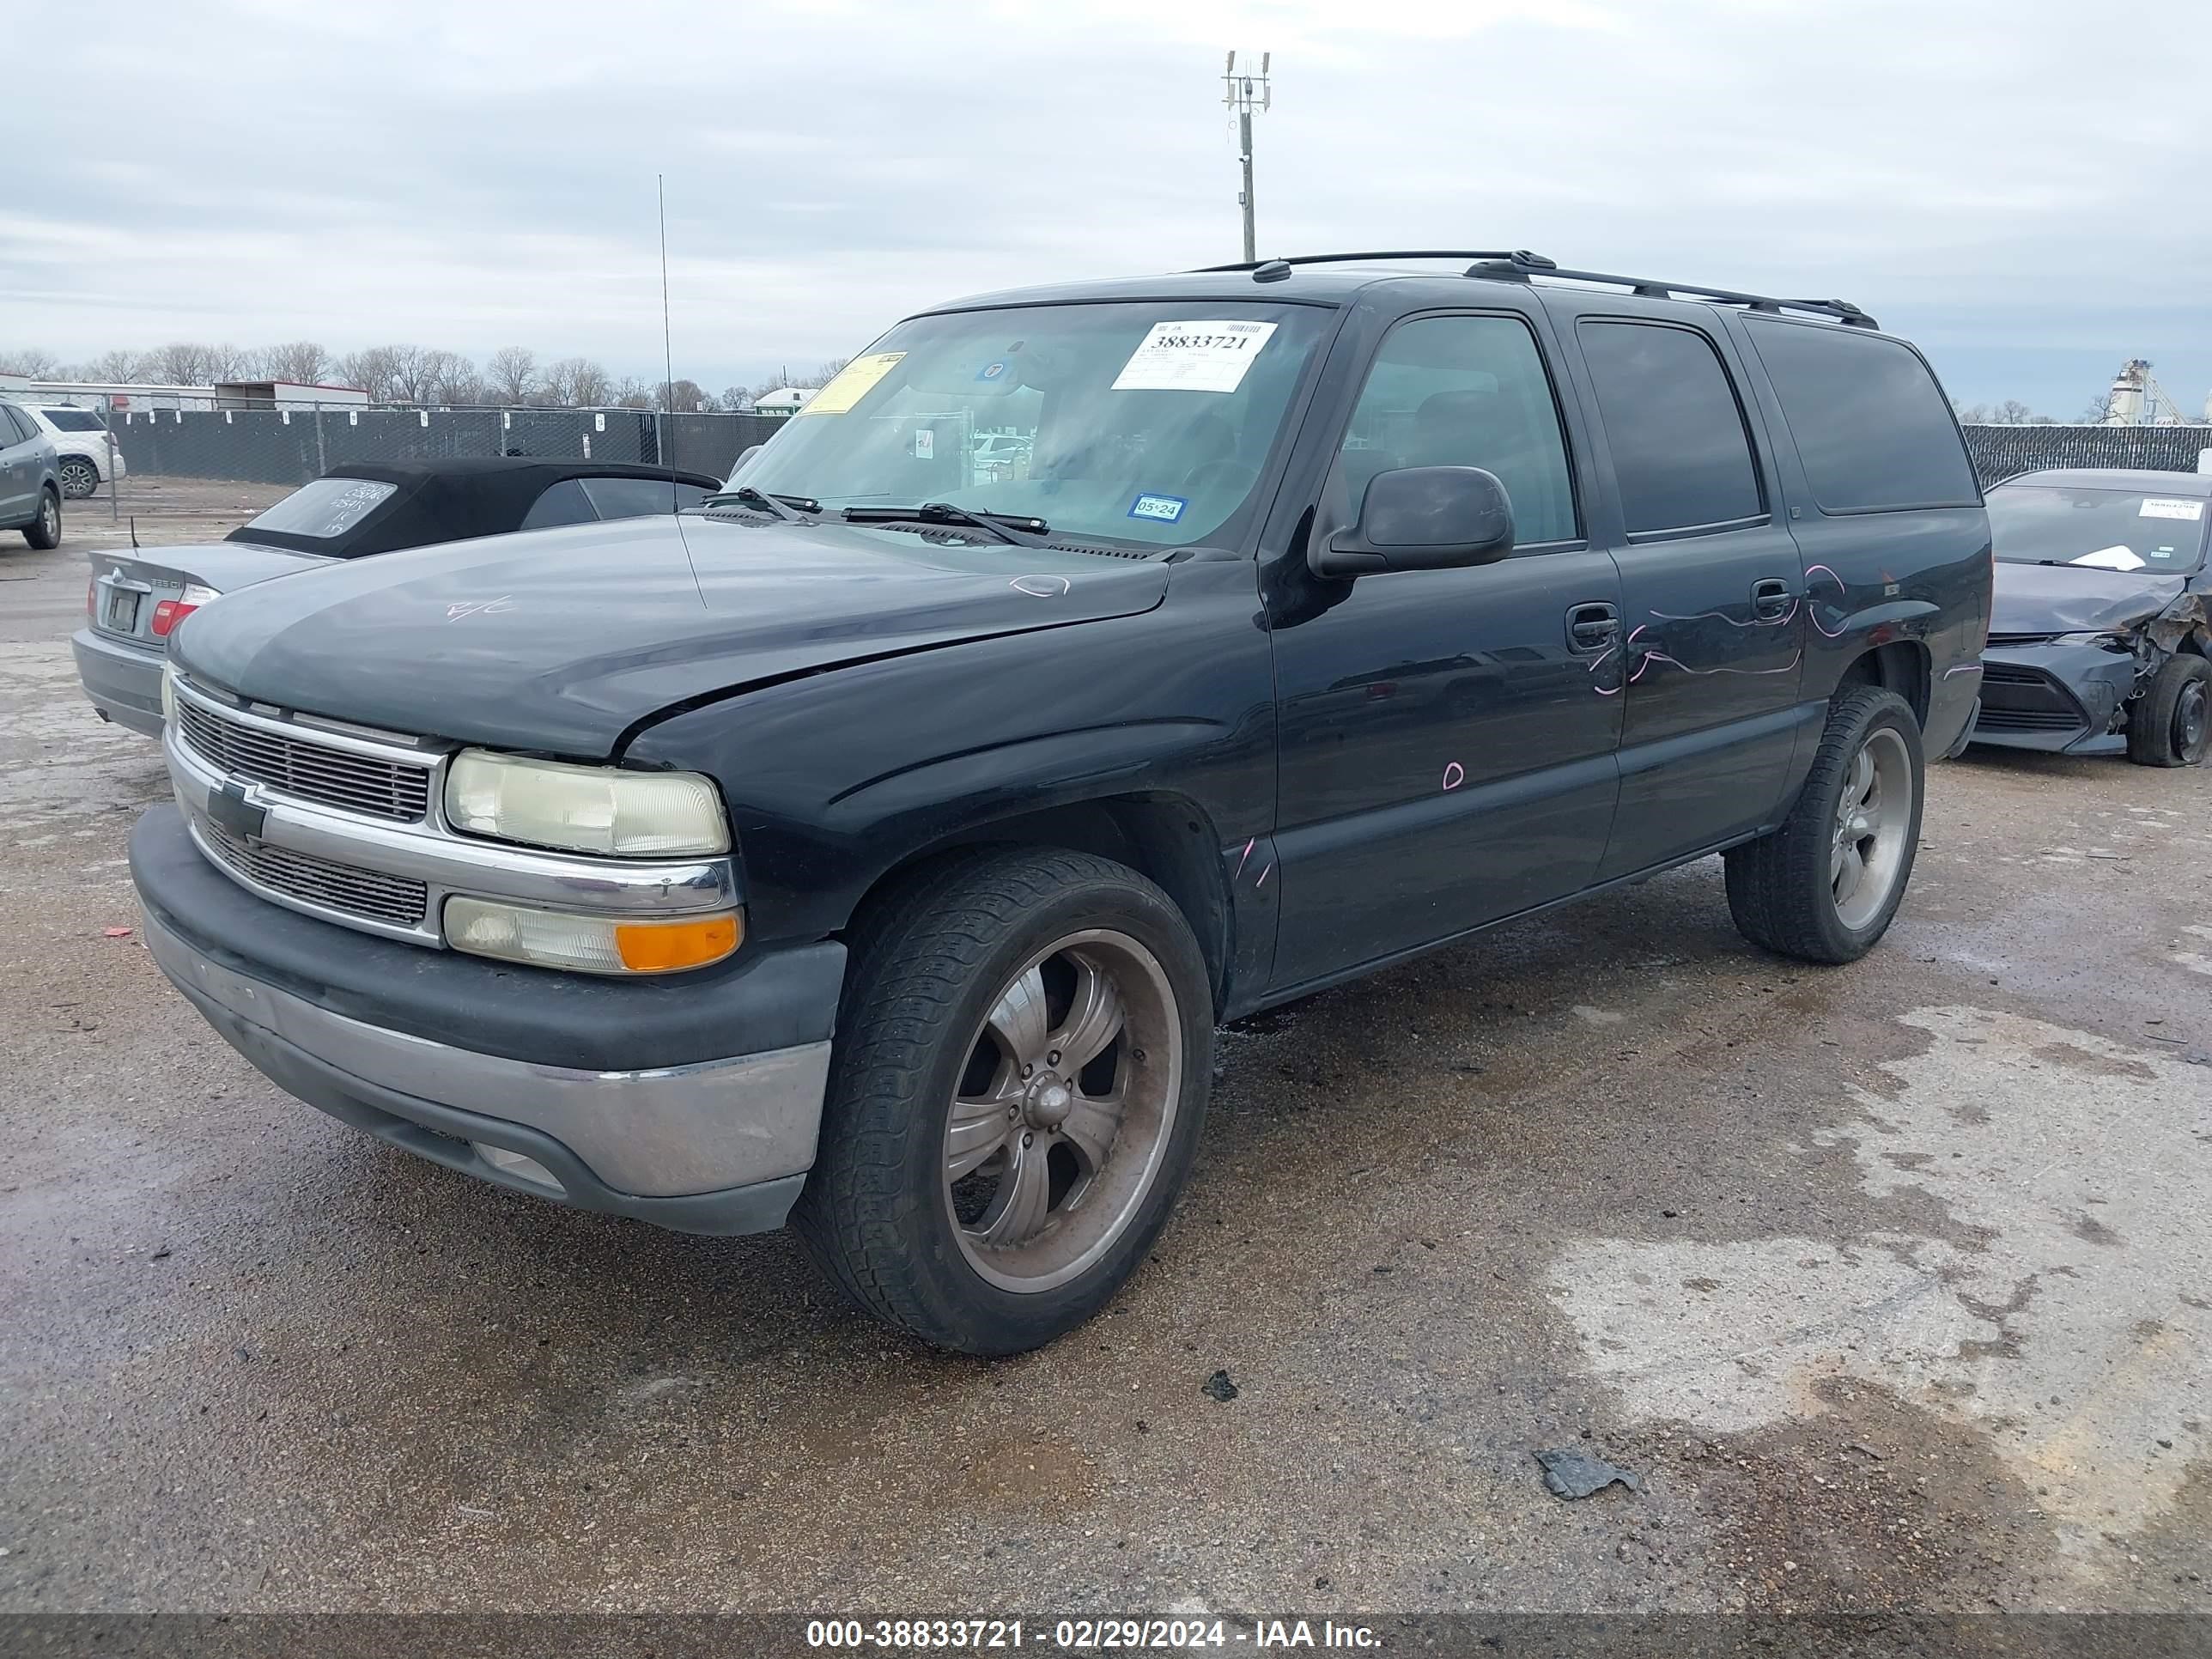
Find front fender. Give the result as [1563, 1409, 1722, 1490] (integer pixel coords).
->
[620, 561, 1277, 950]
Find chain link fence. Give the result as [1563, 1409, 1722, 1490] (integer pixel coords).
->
[40, 398, 2212, 531]
[70, 403, 787, 523]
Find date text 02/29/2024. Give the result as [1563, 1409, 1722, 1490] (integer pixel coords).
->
[803, 1617, 1382, 1649]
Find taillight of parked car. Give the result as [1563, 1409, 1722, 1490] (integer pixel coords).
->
[150, 584, 218, 637]
[86, 579, 96, 621]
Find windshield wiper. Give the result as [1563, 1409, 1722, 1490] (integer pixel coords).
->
[841, 502, 1050, 545]
[702, 486, 821, 521]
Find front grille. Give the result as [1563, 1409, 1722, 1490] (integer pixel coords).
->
[1975, 661, 2087, 736]
[1985, 632, 2057, 647]
[177, 697, 431, 823]
[197, 814, 428, 927]
[1976, 706, 2083, 733]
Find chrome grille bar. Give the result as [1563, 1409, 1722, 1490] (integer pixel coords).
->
[196, 815, 429, 927]
[176, 696, 431, 822]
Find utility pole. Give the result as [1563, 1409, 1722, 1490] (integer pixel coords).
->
[1223, 51, 1272, 263]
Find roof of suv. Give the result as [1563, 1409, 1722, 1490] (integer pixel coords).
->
[1998, 469, 2212, 497]
[931, 250, 1887, 333]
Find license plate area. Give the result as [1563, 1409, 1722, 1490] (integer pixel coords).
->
[104, 589, 141, 633]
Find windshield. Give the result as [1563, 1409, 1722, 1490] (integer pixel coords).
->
[1989, 484, 2209, 574]
[40, 408, 106, 432]
[729, 301, 1331, 549]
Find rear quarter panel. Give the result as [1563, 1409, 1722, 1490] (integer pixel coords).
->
[1719, 314, 1991, 756]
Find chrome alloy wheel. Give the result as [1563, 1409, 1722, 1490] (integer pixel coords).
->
[58, 459, 99, 499]
[1832, 726, 1913, 931]
[943, 928, 1183, 1294]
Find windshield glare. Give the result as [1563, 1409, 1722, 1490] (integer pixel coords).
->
[1989, 484, 2209, 574]
[730, 301, 1329, 549]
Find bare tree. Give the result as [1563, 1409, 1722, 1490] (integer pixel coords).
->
[655, 378, 712, 412]
[336, 346, 401, 402]
[1954, 402, 1991, 424]
[613, 376, 656, 410]
[1990, 398, 2042, 425]
[148, 342, 220, 385]
[427, 351, 477, 404]
[262, 341, 332, 386]
[208, 343, 261, 382]
[485, 347, 538, 405]
[787, 357, 852, 389]
[0, 347, 60, 377]
[541, 356, 612, 407]
[85, 349, 149, 383]
[719, 385, 756, 411]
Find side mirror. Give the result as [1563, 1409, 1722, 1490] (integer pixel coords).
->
[1311, 465, 1516, 580]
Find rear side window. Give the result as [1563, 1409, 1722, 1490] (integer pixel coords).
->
[242, 477, 398, 538]
[1577, 320, 1764, 536]
[0, 406, 33, 444]
[578, 477, 710, 520]
[1744, 319, 1978, 513]
[40, 408, 105, 432]
[1336, 314, 1578, 545]
[520, 478, 597, 530]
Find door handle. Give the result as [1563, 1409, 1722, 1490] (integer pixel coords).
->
[1751, 578, 1795, 619]
[1565, 600, 1620, 654]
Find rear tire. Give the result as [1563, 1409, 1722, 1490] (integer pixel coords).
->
[1726, 687, 1923, 964]
[2125, 655, 2211, 768]
[22, 488, 59, 550]
[795, 848, 1213, 1356]
[58, 458, 100, 500]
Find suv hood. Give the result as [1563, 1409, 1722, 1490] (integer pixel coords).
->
[1990, 561, 2189, 637]
[169, 513, 1170, 757]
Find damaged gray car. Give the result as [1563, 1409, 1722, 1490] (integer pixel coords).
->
[1972, 468, 2212, 766]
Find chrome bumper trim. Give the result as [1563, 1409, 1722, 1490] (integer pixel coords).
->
[143, 902, 828, 1198]
[163, 720, 738, 946]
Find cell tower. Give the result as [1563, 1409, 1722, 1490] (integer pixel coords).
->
[1223, 52, 1273, 264]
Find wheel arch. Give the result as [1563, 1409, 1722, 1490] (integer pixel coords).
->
[1835, 639, 1930, 728]
[840, 793, 1233, 1012]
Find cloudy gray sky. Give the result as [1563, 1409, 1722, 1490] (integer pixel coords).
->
[8, 0, 2207, 416]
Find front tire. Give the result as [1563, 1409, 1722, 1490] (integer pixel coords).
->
[2125, 655, 2211, 768]
[22, 488, 60, 550]
[58, 458, 100, 500]
[1725, 687, 1924, 964]
[795, 848, 1213, 1356]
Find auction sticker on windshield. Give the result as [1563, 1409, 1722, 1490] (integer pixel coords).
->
[1112, 320, 1279, 393]
[800, 352, 906, 416]
[2140, 498, 2205, 521]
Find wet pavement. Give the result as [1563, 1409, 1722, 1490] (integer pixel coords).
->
[3, 514, 2208, 1617]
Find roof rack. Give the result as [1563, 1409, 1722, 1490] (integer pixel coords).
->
[1189, 249, 1880, 329]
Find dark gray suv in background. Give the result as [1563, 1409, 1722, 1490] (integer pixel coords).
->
[0, 403, 63, 550]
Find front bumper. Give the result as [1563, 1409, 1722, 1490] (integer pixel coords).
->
[132, 804, 847, 1236]
[1972, 642, 2140, 754]
[71, 627, 165, 737]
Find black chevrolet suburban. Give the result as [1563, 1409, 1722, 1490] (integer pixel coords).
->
[131, 252, 1990, 1354]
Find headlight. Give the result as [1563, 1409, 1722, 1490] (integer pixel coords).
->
[161, 663, 177, 726]
[444, 750, 730, 857]
[445, 896, 740, 975]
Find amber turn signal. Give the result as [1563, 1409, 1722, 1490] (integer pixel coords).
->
[613, 914, 742, 974]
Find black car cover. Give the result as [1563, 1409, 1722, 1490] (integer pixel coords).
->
[224, 457, 722, 559]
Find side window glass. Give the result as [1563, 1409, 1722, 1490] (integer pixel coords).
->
[1, 406, 30, 445]
[1577, 321, 1763, 535]
[1337, 314, 1577, 547]
[1742, 318, 1978, 512]
[520, 478, 596, 531]
[577, 477, 710, 520]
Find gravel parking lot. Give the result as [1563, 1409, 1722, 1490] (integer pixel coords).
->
[3, 507, 2208, 1620]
